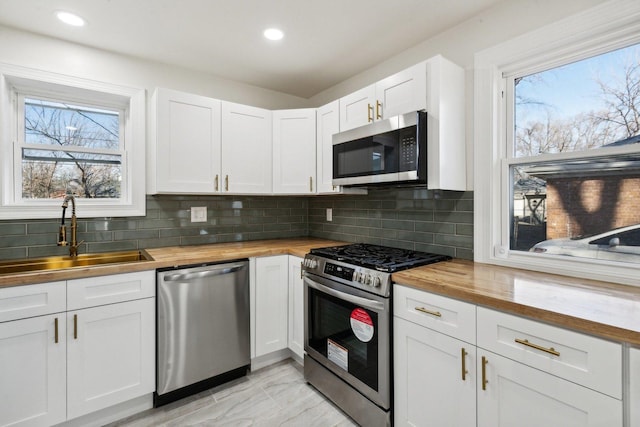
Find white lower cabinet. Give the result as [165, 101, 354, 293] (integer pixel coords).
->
[631, 347, 640, 427]
[67, 298, 155, 419]
[288, 256, 304, 359]
[253, 255, 289, 357]
[0, 271, 155, 427]
[394, 317, 476, 426]
[0, 314, 66, 427]
[477, 349, 622, 427]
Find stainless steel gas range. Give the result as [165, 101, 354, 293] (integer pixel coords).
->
[302, 243, 450, 426]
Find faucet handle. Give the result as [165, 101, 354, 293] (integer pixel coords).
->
[57, 225, 68, 246]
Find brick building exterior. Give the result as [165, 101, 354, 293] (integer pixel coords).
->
[545, 175, 640, 239]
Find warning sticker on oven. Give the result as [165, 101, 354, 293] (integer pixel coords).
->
[327, 339, 348, 371]
[350, 308, 374, 342]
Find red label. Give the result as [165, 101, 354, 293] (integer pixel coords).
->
[350, 308, 374, 342]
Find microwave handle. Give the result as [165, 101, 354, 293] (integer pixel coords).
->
[304, 277, 385, 312]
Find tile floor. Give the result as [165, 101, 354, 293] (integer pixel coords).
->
[108, 359, 358, 426]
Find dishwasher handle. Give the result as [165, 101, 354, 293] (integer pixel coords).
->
[163, 263, 247, 282]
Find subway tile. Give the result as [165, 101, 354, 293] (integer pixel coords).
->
[0, 246, 27, 260]
[114, 229, 159, 241]
[434, 233, 473, 249]
[415, 222, 455, 234]
[456, 224, 474, 236]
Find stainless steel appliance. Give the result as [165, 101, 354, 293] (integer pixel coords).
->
[155, 260, 250, 407]
[303, 243, 450, 426]
[332, 111, 427, 187]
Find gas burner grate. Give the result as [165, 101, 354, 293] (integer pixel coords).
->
[310, 243, 451, 272]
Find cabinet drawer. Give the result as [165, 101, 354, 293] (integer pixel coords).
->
[67, 271, 155, 310]
[477, 307, 622, 399]
[0, 282, 66, 322]
[394, 285, 476, 344]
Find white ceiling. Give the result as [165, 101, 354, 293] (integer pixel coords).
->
[0, 0, 503, 98]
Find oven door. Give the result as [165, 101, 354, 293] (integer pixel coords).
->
[303, 274, 390, 409]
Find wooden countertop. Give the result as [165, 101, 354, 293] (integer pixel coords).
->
[392, 259, 640, 345]
[0, 238, 346, 288]
[3, 238, 639, 345]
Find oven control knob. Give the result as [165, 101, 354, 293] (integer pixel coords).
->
[372, 276, 381, 287]
[358, 273, 367, 284]
[353, 271, 361, 282]
[364, 274, 372, 285]
[308, 259, 318, 269]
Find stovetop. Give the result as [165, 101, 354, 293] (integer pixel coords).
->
[309, 243, 451, 273]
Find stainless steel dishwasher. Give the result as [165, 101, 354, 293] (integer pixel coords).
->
[154, 260, 250, 407]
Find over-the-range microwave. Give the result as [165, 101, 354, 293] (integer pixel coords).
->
[332, 110, 427, 187]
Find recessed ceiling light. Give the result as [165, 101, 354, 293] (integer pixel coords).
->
[263, 28, 284, 41]
[56, 11, 86, 27]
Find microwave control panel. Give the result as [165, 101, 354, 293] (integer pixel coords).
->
[398, 128, 418, 171]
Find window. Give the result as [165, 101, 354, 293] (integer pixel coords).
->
[509, 43, 640, 264]
[0, 65, 146, 219]
[475, 1, 640, 285]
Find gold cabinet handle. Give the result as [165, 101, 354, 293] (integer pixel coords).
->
[74, 314, 78, 340]
[225, 175, 229, 192]
[415, 306, 442, 317]
[54, 317, 59, 344]
[309, 176, 313, 192]
[214, 174, 219, 191]
[367, 103, 374, 122]
[481, 356, 489, 390]
[461, 347, 468, 381]
[376, 100, 382, 119]
[515, 338, 560, 357]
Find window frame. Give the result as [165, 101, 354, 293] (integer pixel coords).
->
[474, 0, 640, 286]
[0, 63, 146, 219]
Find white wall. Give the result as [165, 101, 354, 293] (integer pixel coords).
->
[0, 25, 311, 110]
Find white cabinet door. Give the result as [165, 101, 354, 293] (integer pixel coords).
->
[394, 317, 475, 427]
[477, 349, 622, 427]
[375, 61, 426, 120]
[288, 256, 304, 359]
[221, 102, 272, 193]
[0, 314, 66, 427]
[339, 84, 376, 132]
[66, 298, 155, 419]
[631, 347, 640, 427]
[272, 109, 316, 194]
[254, 255, 289, 357]
[151, 88, 222, 194]
[316, 101, 340, 194]
[425, 55, 466, 191]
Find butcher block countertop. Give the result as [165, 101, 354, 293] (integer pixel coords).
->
[0, 238, 345, 288]
[2, 238, 639, 345]
[392, 258, 640, 345]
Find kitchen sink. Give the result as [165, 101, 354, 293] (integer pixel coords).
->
[0, 250, 153, 275]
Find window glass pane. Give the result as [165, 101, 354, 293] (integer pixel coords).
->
[514, 43, 640, 157]
[22, 148, 121, 199]
[24, 98, 120, 150]
[22, 98, 122, 200]
[510, 154, 640, 264]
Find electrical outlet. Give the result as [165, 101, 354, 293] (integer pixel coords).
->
[326, 208, 332, 221]
[191, 206, 207, 223]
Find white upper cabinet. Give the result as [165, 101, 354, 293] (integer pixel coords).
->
[376, 61, 427, 121]
[425, 55, 466, 191]
[316, 101, 339, 193]
[339, 84, 377, 132]
[149, 88, 222, 194]
[221, 102, 273, 194]
[339, 61, 427, 132]
[272, 109, 316, 194]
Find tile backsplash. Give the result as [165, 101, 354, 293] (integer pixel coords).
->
[0, 190, 473, 261]
[308, 188, 473, 259]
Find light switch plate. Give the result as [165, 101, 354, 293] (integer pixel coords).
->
[326, 208, 332, 221]
[191, 206, 207, 222]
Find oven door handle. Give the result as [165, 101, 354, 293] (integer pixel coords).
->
[304, 277, 385, 311]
